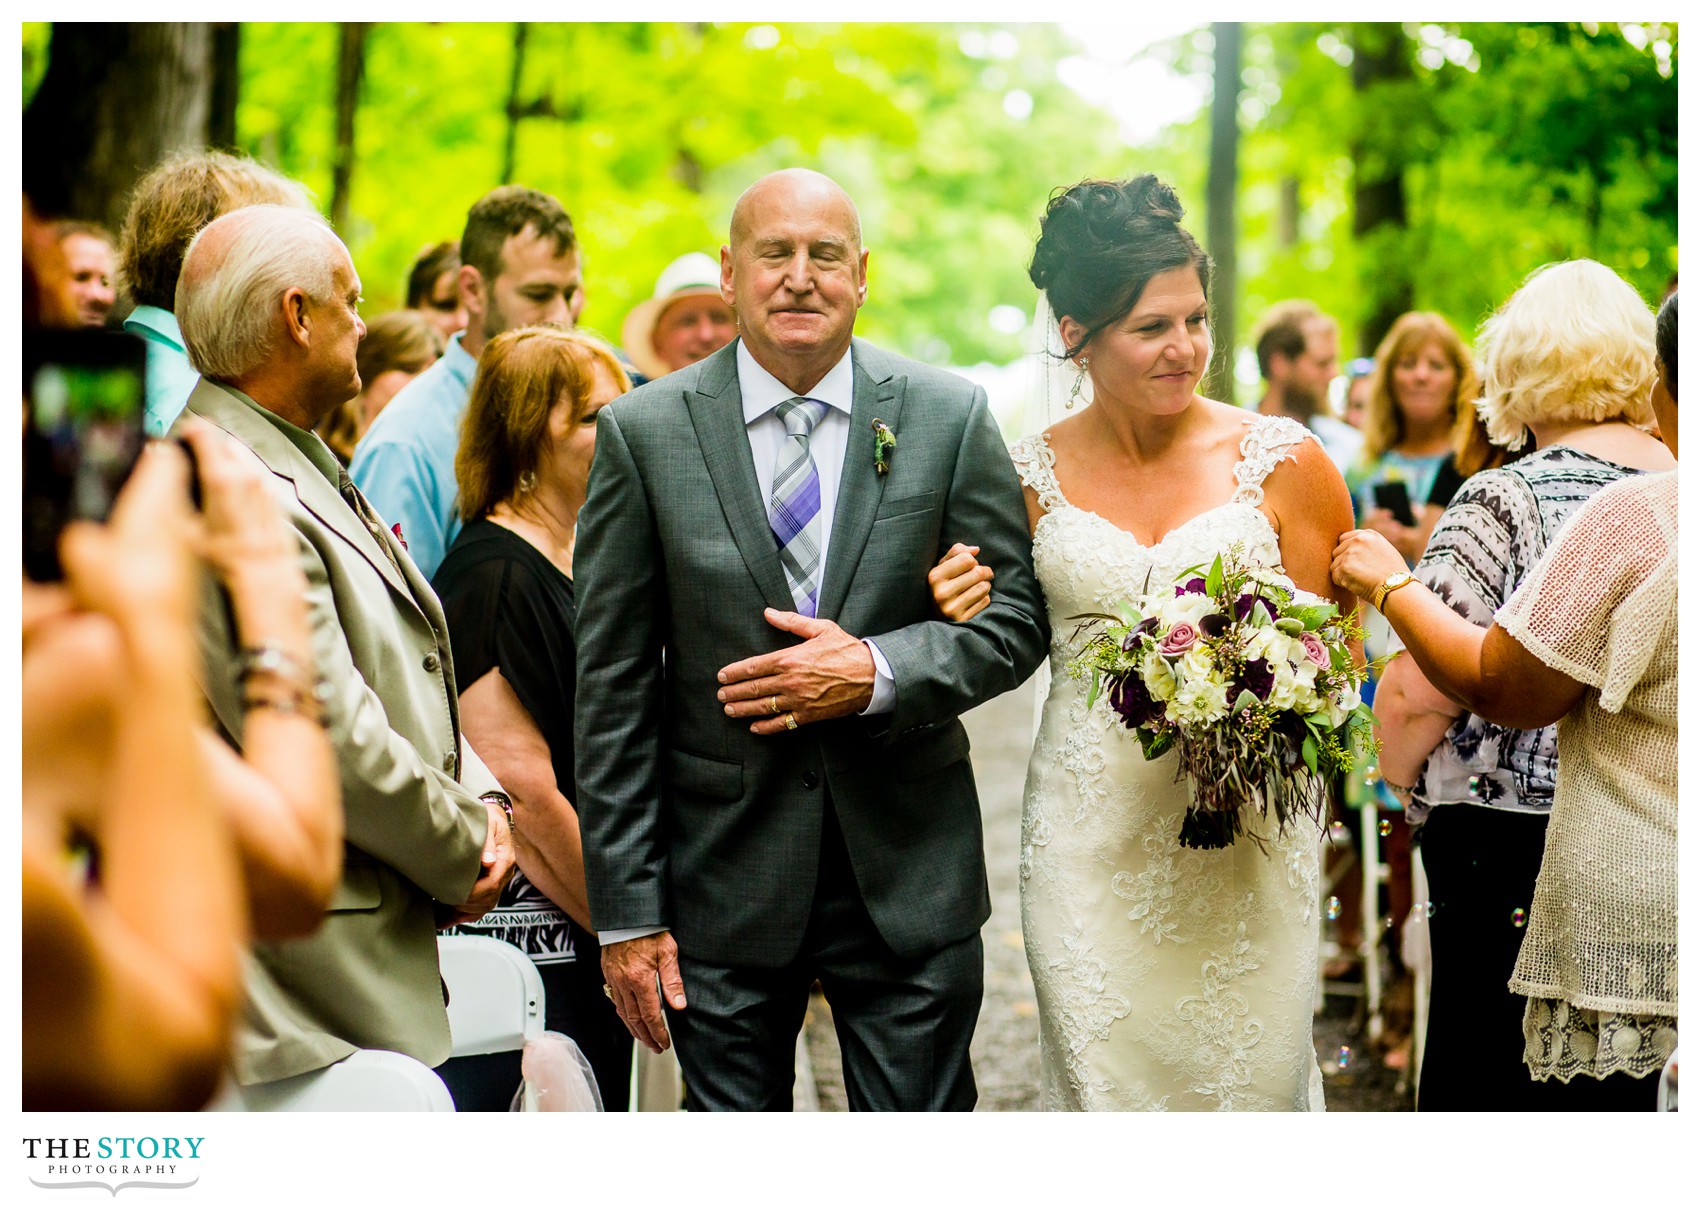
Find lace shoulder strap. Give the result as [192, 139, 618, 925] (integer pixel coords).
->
[1009, 433, 1069, 513]
[1232, 414, 1314, 507]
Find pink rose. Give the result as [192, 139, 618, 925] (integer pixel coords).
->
[1160, 622, 1199, 656]
[1300, 632, 1328, 665]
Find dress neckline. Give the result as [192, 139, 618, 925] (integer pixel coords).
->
[1023, 414, 1300, 552]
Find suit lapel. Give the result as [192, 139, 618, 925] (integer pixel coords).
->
[816, 339, 901, 620]
[183, 381, 422, 611]
[684, 345, 796, 612]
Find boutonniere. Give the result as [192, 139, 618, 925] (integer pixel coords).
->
[872, 418, 897, 476]
[391, 521, 408, 550]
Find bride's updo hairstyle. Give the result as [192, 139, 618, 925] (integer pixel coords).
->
[1028, 174, 1212, 360]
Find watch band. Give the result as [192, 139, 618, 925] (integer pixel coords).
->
[1373, 571, 1416, 613]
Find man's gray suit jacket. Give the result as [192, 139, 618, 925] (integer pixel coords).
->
[574, 338, 1048, 969]
[182, 379, 500, 1084]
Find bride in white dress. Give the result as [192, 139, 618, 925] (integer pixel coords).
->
[931, 176, 1358, 1109]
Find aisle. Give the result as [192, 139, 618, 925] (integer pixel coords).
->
[801, 675, 1414, 1111]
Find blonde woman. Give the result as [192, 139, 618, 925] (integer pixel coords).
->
[1335, 274, 1676, 1110]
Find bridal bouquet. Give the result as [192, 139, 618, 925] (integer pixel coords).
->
[1067, 547, 1377, 851]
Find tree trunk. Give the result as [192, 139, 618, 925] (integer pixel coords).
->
[331, 22, 371, 232]
[502, 22, 529, 185]
[207, 22, 241, 150]
[1204, 21, 1242, 403]
[22, 22, 214, 231]
[1349, 23, 1414, 352]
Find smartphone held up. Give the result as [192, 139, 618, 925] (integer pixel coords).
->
[22, 330, 148, 581]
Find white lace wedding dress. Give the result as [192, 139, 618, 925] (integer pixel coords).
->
[1011, 413, 1327, 1111]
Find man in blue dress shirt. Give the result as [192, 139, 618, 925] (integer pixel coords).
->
[349, 186, 581, 579]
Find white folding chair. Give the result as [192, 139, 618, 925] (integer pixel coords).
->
[437, 935, 546, 1057]
[206, 1049, 455, 1112]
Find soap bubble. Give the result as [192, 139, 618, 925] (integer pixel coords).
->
[1379, 819, 1393, 837]
[1328, 820, 1350, 845]
[1511, 908, 1527, 929]
[1325, 897, 1342, 921]
[1425, 900, 1437, 918]
[1336, 1045, 1353, 1069]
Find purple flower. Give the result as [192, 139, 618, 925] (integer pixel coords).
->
[1234, 592, 1277, 621]
[1107, 670, 1160, 729]
[1234, 657, 1274, 701]
[1300, 632, 1329, 666]
[1178, 577, 1209, 597]
[1159, 622, 1199, 656]
[1199, 612, 1230, 638]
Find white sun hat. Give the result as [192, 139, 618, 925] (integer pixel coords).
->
[621, 252, 726, 380]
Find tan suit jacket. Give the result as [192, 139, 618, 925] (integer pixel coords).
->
[181, 379, 499, 1084]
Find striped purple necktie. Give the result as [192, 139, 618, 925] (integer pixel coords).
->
[770, 396, 829, 616]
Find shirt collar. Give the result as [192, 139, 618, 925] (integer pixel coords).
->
[228, 384, 346, 490]
[443, 333, 477, 388]
[736, 339, 854, 425]
[123, 305, 184, 351]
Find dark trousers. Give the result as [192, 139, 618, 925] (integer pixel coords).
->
[1416, 805, 1550, 1111]
[666, 804, 983, 1111]
[436, 947, 633, 1112]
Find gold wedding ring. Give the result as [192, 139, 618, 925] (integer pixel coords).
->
[769, 695, 781, 714]
[784, 712, 798, 731]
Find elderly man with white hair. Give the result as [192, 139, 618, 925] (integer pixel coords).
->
[174, 204, 516, 1088]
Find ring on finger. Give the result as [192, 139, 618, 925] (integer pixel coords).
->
[784, 712, 798, 731]
[769, 695, 780, 714]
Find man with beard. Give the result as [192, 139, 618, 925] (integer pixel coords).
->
[351, 186, 582, 578]
[1253, 299, 1361, 473]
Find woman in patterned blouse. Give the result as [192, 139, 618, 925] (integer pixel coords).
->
[1352, 261, 1673, 1110]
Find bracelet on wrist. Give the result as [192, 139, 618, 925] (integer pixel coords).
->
[480, 791, 515, 830]
[236, 643, 313, 687]
[241, 689, 327, 726]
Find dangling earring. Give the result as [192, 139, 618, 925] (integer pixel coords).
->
[1067, 357, 1089, 409]
[517, 469, 538, 496]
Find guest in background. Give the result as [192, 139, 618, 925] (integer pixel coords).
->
[620, 252, 737, 384]
[432, 325, 633, 1110]
[1348, 311, 1479, 563]
[1370, 260, 1672, 1110]
[1343, 356, 1376, 430]
[1342, 309, 1479, 1070]
[407, 240, 468, 345]
[1331, 287, 1678, 1111]
[316, 311, 445, 464]
[55, 220, 117, 327]
[1251, 299, 1362, 472]
[352, 186, 582, 579]
[116, 149, 316, 436]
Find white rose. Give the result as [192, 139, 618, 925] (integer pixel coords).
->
[1141, 649, 1178, 701]
[1159, 592, 1216, 630]
[1177, 644, 1220, 686]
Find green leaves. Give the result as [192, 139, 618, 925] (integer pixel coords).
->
[1205, 552, 1225, 598]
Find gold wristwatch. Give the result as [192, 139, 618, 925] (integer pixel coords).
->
[1372, 570, 1416, 613]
